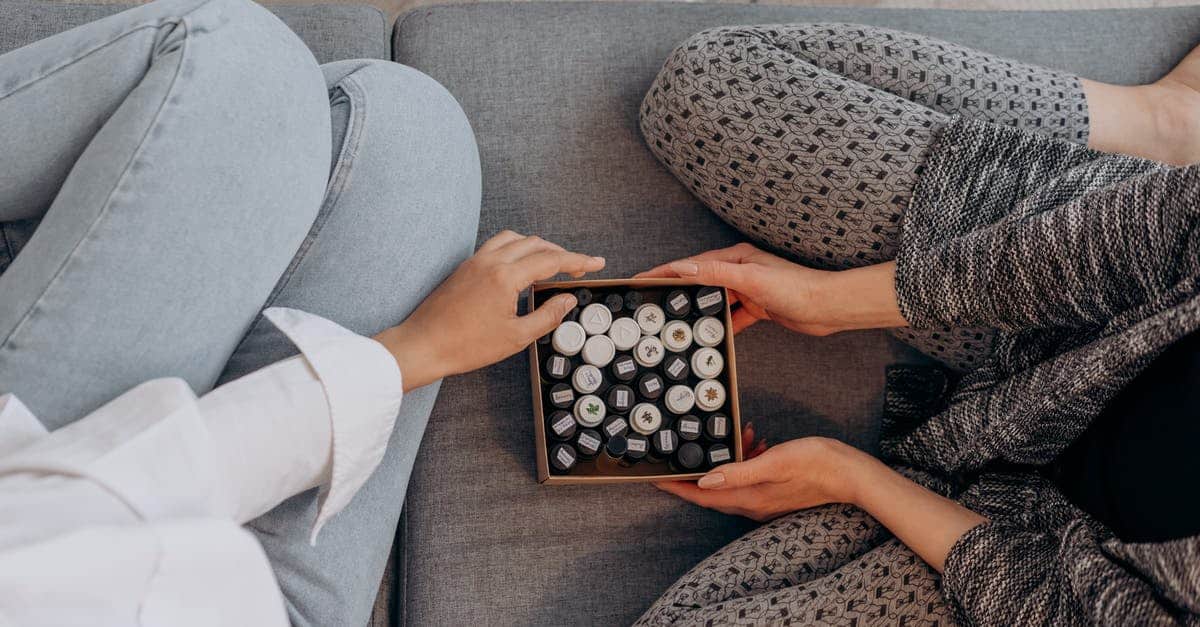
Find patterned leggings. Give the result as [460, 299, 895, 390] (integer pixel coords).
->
[639, 23, 1088, 371]
[636, 24, 1090, 625]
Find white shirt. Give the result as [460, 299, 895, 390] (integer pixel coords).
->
[0, 308, 404, 627]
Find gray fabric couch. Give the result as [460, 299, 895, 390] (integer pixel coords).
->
[2, 1, 1198, 625]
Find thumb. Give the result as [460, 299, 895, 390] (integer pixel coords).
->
[670, 259, 757, 294]
[696, 452, 775, 490]
[516, 293, 577, 342]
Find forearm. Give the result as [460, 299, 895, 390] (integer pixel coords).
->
[841, 447, 987, 572]
[812, 261, 909, 333]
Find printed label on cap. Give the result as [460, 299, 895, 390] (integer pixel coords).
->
[551, 389, 573, 403]
[644, 378, 661, 393]
[670, 293, 689, 311]
[616, 389, 630, 405]
[616, 360, 636, 375]
[710, 447, 731, 463]
[697, 291, 723, 310]
[628, 438, 647, 453]
[549, 357, 567, 376]
[712, 418, 727, 437]
[680, 420, 700, 434]
[579, 433, 601, 450]
[578, 368, 601, 389]
[667, 360, 685, 377]
[605, 420, 626, 436]
[556, 448, 575, 467]
[552, 415, 574, 434]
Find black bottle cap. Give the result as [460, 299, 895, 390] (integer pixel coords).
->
[548, 383, 575, 409]
[695, 286, 724, 316]
[549, 442, 577, 473]
[623, 290, 642, 312]
[652, 429, 679, 456]
[704, 413, 730, 441]
[537, 331, 552, 345]
[611, 354, 638, 382]
[675, 415, 702, 441]
[662, 354, 690, 382]
[605, 434, 629, 458]
[676, 442, 704, 470]
[601, 414, 629, 439]
[547, 410, 577, 440]
[564, 307, 581, 323]
[573, 288, 594, 307]
[544, 353, 571, 380]
[603, 292, 624, 313]
[576, 429, 603, 457]
[637, 372, 664, 400]
[664, 289, 692, 319]
[625, 433, 649, 461]
[607, 384, 635, 414]
[706, 443, 732, 467]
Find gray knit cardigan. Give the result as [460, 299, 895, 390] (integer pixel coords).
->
[883, 119, 1200, 626]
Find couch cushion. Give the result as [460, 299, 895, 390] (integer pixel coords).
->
[0, 0, 388, 62]
[393, 3, 1200, 625]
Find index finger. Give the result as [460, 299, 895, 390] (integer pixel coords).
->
[513, 249, 605, 285]
[634, 245, 761, 279]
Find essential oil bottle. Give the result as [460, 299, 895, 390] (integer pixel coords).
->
[546, 410, 577, 441]
[602, 414, 630, 439]
[664, 289, 692, 319]
[549, 442, 578, 473]
[674, 441, 704, 471]
[674, 415, 702, 441]
[706, 443, 732, 467]
[576, 429, 603, 458]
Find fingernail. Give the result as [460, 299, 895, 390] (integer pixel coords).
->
[744, 421, 754, 431]
[560, 294, 578, 308]
[670, 261, 699, 276]
[592, 256, 606, 265]
[697, 473, 725, 489]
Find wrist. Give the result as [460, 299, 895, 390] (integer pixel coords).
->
[821, 440, 885, 507]
[813, 262, 907, 333]
[373, 323, 445, 392]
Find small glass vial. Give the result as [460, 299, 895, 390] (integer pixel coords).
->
[694, 379, 727, 412]
[611, 354, 638, 382]
[604, 434, 629, 460]
[572, 364, 603, 394]
[573, 287, 594, 308]
[651, 428, 679, 458]
[548, 383, 575, 409]
[607, 317, 641, 352]
[692, 316, 725, 348]
[630, 403, 664, 435]
[664, 289, 691, 319]
[704, 413, 730, 441]
[604, 292, 624, 313]
[580, 302, 613, 335]
[625, 433, 649, 462]
[573, 394, 606, 427]
[623, 290, 643, 312]
[544, 353, 571, 380]
[706, 443, 732, 467]
[551, 320, 586, 356]
[634, 335, 665, 368]
[662, 353, 690, 382]
[691, 347, 724, 380]
[546, 410, 577, 441]
[674, 415, 702, 441]
[549, 442, 578, 473]
[695, 286, 724, 316]
[664, 385, 696, 415]
[575, 428, 602, 458]
[661, 320, 693, 353]
[675, 442, 705, 471]
[607, 384, 635, 414]
[602, 414, 630, 439]
[637, 372, 665, 401]
[581, 335, 616, 368]
[634, 303, 666, 335]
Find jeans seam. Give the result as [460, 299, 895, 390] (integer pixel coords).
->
[0, 17, 192, 352]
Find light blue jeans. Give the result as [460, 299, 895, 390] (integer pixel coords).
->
[0, 0, 481, 623]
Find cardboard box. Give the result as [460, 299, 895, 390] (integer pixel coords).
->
[529, 278, 743, 484]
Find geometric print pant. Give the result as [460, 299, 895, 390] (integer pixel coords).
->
[639, 23, 1089, 371]
[635, 24, 1091, 625]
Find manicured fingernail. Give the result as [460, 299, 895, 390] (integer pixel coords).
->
[697, 473, 725, 489]
[592, 256, 606, 264]
[670, 261, 699, 276]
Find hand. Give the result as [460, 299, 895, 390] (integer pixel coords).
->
[636, 243, 906, 336]
[375, 231, 605, 391]
[655, 436, 870, 522]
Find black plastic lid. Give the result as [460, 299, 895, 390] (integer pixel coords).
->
[704, 413, 730, 440]
[547, 410, 577, 440]
[664, 289, 692, 318]
[564, 307, 580, 323]
[605, 434, 629, 458]
[662, 354, 690, 382]
[625, 433, 649, 460]
[637, 372, 664, 400]
[675, 415, 702, 441]
[576, 429, 603, 457]
[548, 383, 575, 409]
[549, 443, 578, 472]
[602, 414, 629, 439]
[611, 354, 638, 382]
[537, 331, 552, 345]
[544, 353, 571, 380]
[652, 429, 679, 456]
[573, 288, 593, 307]
[706, 443, 733, 467]
[607, 384, 635, 413]
[604, 292, 624, 313]
[623, 290, 642, 311]
[695, 286, 724, 316]
[676, 442, 704, 470]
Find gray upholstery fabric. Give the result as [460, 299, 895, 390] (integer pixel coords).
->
[0, 1, 388, 62]
[393, 3, 1200, 625]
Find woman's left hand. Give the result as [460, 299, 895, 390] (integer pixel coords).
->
[656, 435, 868, 522]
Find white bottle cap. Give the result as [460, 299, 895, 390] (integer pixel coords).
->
[574, 394, 606, 427]
[664, 384, 696, 415]
[607, 317, 641, 351]
[581, 334, 616, 368]
[551, 321, 586, 356]
[661, 320, 693, 352]
[629, 403, 663, 435]
[692, 316, 725, 348]
[572, 364, 603, 394]
[634, 303, 666, 335]
[580, 303, 613, 335]
[691, 347, 725, 379]
[694, 379, 727, 412]
[634, 335, 665, 367]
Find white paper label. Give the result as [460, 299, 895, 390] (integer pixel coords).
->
[581, 369, 601, 387]
[710, 448, 731, 463]
[553, 415, 575, 433]
[552, 390, 573, 403]
[670, 294, 688, 310]
[606, 420, 625, 436]
[697, 291, 722, 309]
[550, 358, 567, 376]
[616, 360, 636, 375]
[644, 378, 661, 393]
[628, 438, 647, 452]
[616, 390, 630, 405]
[579, 433, 601, 450]
[556, 448, 575, 467]
[680, 420, 699, 434]
[712, 418, 727, 437]
[667, 360, 685, 377]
